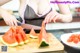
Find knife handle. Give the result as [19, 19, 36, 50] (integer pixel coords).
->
[17, 22, 22, 26]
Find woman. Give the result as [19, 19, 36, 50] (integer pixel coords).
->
[0, 0, 72, 26]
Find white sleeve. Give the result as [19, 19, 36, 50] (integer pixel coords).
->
[0, 0, 12, 6]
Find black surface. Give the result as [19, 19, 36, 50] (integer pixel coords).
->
[23, 29, 40, 33]
[0, 33, 4, 35]
[17, 17, 23, 23]
[61, 41, 80, 53]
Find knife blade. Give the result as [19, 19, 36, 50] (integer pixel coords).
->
[17, 22, 41, 30]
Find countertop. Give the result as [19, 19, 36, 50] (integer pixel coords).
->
[0, 27, 80, 53]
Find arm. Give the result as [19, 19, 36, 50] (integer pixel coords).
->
[0, 7, 7, 17]
[57, 0, 72, 22]
[0, 7, 18, 26]
[0, 0, 18, 26]
[44, 0, 72, 23]
[0, 0, 11, 6]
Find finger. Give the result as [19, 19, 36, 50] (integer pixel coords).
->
[12, 18, 18, 26]
[14, 20, 18, 26]
[6, 22, 9, 26]
[7, 18, 14, 26]
[3, 19, 9, 25]
[11, 20, 15, 26]
[53, 15, 59, 23]
[45, 12, 52, 21]
[49, 14, 56, 22]
[44, 13, 52, 23]
[44, 17, 50, 24]
[5, 21, 9, 25]
[3, 17, 8, 24]
[3, 18, 13, 26]
[42, 21, 45, 27]
[43, 20, 46, 24]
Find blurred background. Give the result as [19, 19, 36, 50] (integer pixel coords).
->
[1, 0, 80, 16]
[50, 0, 80, 17]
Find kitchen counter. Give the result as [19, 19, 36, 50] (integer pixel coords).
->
[0, 27, 80, 53]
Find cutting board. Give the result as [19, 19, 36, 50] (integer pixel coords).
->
[0, 33, 64, 53]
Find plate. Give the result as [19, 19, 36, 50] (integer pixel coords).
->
[60, 32, 80, 49]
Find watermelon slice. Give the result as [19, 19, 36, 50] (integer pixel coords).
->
[15, 33, 24, 45]
[30, 28, 37, 38]
[0, 28, 18, 46]
[38, 22, 49, 47]
[19, 31, 29, 43]
[0, 26, 29, 46]
[16, 26, 29, 43]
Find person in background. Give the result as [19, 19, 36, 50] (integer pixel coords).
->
[0, 0, 72, 26]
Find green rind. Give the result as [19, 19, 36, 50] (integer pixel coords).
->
[0, 36, 18, 47]
[18, 42, 24, 45]
[24, 40, 29, 43]
[39, 41, 49, 48]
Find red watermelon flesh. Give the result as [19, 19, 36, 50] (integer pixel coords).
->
[0, 26, 28, 46]
[3, 29, 16, 44]
[16, 26, 28, 43]
[38, 22, 49, 47]
[15, 33, 24, 45]
[0, 27, 18, 46]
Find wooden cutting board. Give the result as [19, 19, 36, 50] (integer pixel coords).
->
[0, 33, 64, 53]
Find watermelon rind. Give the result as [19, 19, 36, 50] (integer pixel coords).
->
[0, 36, 18, 47]
[39, 39, 49, 48]
[18, 42, 24, 45]
[24, 40, 29, 44]
[30, 35, 38, 39]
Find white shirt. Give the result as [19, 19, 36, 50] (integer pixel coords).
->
[19, 0, 51, 23]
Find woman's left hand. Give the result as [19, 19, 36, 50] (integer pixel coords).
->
[43, 11, 72, 24]
[43, 11, 59, 24]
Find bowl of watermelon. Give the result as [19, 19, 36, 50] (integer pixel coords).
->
[60, 32, 80, 49]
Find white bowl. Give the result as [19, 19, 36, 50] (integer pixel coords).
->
[60, 32, 80, 49]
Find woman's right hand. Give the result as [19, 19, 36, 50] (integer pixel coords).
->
[0, 9, 18, 26]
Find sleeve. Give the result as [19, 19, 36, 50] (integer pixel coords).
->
[0, 0, 12, 6]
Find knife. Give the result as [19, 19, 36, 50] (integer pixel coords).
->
[17, 22, 41, 30]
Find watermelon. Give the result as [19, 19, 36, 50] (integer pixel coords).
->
[16, 26, 29, 43]
[0, 26, 29, 46]
[19, 31, 29, 43]
[15, 33, 24, 45]
[38, 22, 49, 47]
[0, 28, 18, 46]
[30, 28, 37, 38]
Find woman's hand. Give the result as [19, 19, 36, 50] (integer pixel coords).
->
[43, 11, 59, 23]
[43, 11, 72, 24]
[2, 14, 18, 26]
[0, 8, 18, 26]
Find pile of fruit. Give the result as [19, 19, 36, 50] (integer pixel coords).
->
[67, 34, 80, 44]
[0, 23, 49, 48]
[0, 26, 28, 46]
